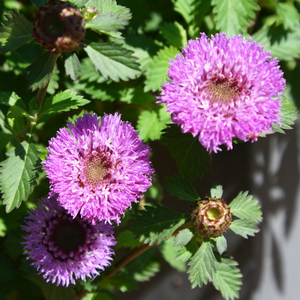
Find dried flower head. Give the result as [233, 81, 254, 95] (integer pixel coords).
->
[44, 113, 154, 224]
[22, 196, 116, 287]
[158, 33, 286, 153]
[33, 0, 85, 53]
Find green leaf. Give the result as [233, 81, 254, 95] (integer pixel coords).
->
[276, 2, 300, 30]
[187, 241, 217, 288]
[0, 91, 31, 119]
[174, 228, 194, 247]
[131, 204, 187, 245]
[92, 291, 119, 300]
[26, 52, 57, 91]
[0, 10, 33, 53]
[87, 0, 132, 21]
[144, 45, 179, 92]
[98, 275, 138, 292]
[229, 219, 259, 239]
[38, 90, 90, 122]
[252, 25, 300, 61]
[86, 12, 129, 39]
[172, 0, 211, 38]
[0, 141, 41, 213]
[166, 176, 199, 202]
[47, 65, 59, 95]
[64, 52, 81, 81]
[216, 235, 227, 255]
[210, 185, 223, 198]
[229, 191, 262, 223]
[84, 42, 141, 82]
[160, 21, 187, 48]
[158, 237, 187, 272]
[116, 230, 142, 250]
[272, 95, 298, 134]
[73, 0, 89, 7]
[163, 125, 212, 180]
[30, 0, 49, 8]
[176, 235, 198, 262]
[0, 132, 14, 150]
[212, 0, 259, 36]
[212, 256, 242, 300]
[137, 110, 168, 142]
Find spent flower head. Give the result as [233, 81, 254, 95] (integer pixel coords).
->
[33, 0, 86, 53]
[44, 113, 154, 225]
[22, 195, 116, 287]
[158, 32, 286, 153]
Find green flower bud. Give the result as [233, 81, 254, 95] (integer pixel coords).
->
[191, 197, 232, 238]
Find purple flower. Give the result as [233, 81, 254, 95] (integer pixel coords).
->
[158, 33, 286, 153]
[44, 113, 154, 224]
[22, 196, 116, 287]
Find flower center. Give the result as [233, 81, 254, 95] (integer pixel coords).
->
[207, 79, 239, 103]
[207, 207, 221, 220]
[44, 13, 65, 38]
[43, 214, 94, 260]
[82, 153, 112, 187]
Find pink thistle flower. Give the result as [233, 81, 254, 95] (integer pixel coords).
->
[44, 113, 154, 224]
[158, 33, 286, 153]
[22, 196, 116, 287]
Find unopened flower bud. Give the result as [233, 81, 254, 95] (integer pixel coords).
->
[191, 197, 232, 238]
[33, 0, 86, 53]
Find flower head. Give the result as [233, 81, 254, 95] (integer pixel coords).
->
[44, 113, 154, 224]
[158, 33, 286, 153]
[22, 196, 116, 287]
[33, 0, 86, 53]
[191, 197, 232, 238]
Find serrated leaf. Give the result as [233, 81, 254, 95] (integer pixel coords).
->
[216, 235, 227, 255]
[86, 12, 128, 39]
[87, 0, 132, 21]
[144, 45, 179, 92]
[212, 256, 242, 300]
[116, 230, 142, 250]
[30, 0, 49, 7]
[212, 0, 259, 36]
[229, 191, 262, 223]
[276, 2, 300, 30]
[188, 241, 217, 288]
[137, 110, 167, 142]
[26, 52, 57, 91]
[131, 204, 187, 245]
[158, 237, 187, 272]
[0, 10, 33, 53]
[272, 95, 298, 134]
[252, 25, 300, 61]
[210, 185, 223, 198]
[38, 90, 90, 122]
[0, 91, 31, 119]
[64, 52, 81, 81]
[0, 141, 41, 213]
[229, 219, 259, 239]
[163, 125, 212, 180]
[84, 42, 141, 82]
[174, 228, 194, 247]
[160, 21, 187, 48]
[176, 235, 198, 262]
[166, 176, 199, 202]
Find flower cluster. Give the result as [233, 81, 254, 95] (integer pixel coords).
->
[44, 113, 154, 224]
[158, 33, 286, 153]
[22, 196, 116, 287]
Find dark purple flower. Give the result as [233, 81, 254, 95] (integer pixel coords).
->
[44, 113, 154, 224]
[22, 196, 116, 287]
[158, 33, 286, 153]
